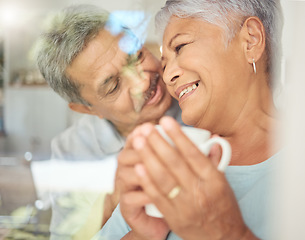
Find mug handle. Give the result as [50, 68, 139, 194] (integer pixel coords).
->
[199, 137, 232, 172]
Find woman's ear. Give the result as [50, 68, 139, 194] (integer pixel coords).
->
[68, 102, 102, 118]
[241, 16, 266, 64]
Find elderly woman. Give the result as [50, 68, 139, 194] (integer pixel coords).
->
[95, 0, 283, 239]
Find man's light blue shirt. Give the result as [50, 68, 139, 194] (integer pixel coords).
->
[49, 100, 182, 239]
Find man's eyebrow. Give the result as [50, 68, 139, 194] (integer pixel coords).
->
[96, 51, 134, 96]
[103, 76, 114, 85]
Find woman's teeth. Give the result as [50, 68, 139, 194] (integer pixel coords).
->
[179, 83, 199, 99]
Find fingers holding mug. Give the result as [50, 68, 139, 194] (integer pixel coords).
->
[132, 133, 181, 198]
[159, 117, 231, 174]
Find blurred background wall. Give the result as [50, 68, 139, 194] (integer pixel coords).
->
[273, 1, 305, 239]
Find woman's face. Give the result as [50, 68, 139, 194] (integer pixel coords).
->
[161, 16, 252, 133]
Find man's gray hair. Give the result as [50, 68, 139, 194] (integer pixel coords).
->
[155, 0, 283, 88]
[36, 4, 110, 105]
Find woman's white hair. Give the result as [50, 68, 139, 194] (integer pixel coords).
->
[156, 0, 283, 87]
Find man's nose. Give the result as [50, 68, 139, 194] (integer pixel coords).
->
[123, 65, 150, 112]
[127, 65, 150, 94]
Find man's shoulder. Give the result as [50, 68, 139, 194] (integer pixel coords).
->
[56, 115, 111, 139]
[51, 115, 123, 160]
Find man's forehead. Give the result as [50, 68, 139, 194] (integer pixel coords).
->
[94, 30, 124, 60]
[66, 29, 126, 82]
[67, 27, 143, 85]
[90, 28, 143, 69]
[80, 30, 127, 72]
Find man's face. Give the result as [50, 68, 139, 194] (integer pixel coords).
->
[66, 29, 172, 136]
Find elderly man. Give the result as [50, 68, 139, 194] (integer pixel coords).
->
[36, 4, 181, 240]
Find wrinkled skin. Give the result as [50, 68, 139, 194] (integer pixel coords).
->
[117, 117, 257, 240]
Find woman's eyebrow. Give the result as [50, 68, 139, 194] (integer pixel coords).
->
[168, 33, 188, 48]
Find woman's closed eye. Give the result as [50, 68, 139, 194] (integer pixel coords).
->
[161, 43, 188, 71]
[174, 43, 187, 54]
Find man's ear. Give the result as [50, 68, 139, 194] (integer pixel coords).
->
[241, 16, 266, 64]
[68, 102, 102, 118]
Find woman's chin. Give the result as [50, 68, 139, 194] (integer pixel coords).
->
[181, 113, 197, 127]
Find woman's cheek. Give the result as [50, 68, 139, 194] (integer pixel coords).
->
[166, 86, 177, 99]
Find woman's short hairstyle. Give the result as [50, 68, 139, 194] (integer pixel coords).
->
[156, 0, 283, 88]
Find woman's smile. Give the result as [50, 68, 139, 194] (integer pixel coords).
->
[175, 81, 200, 104]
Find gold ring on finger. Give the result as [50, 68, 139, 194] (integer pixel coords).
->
[167, 186, 181, 199]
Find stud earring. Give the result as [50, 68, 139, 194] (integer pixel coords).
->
[252, 58, 257, 74]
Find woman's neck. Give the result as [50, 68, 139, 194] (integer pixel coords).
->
[225, 104, 280, 166]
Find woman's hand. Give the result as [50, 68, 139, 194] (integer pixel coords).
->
[116, 132, 170, 240]
[131, 116, 254, 240]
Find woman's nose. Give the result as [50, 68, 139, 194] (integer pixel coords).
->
[163, 60, 183, 86]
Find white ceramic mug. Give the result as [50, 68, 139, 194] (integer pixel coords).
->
[145, 125, 232, 218]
